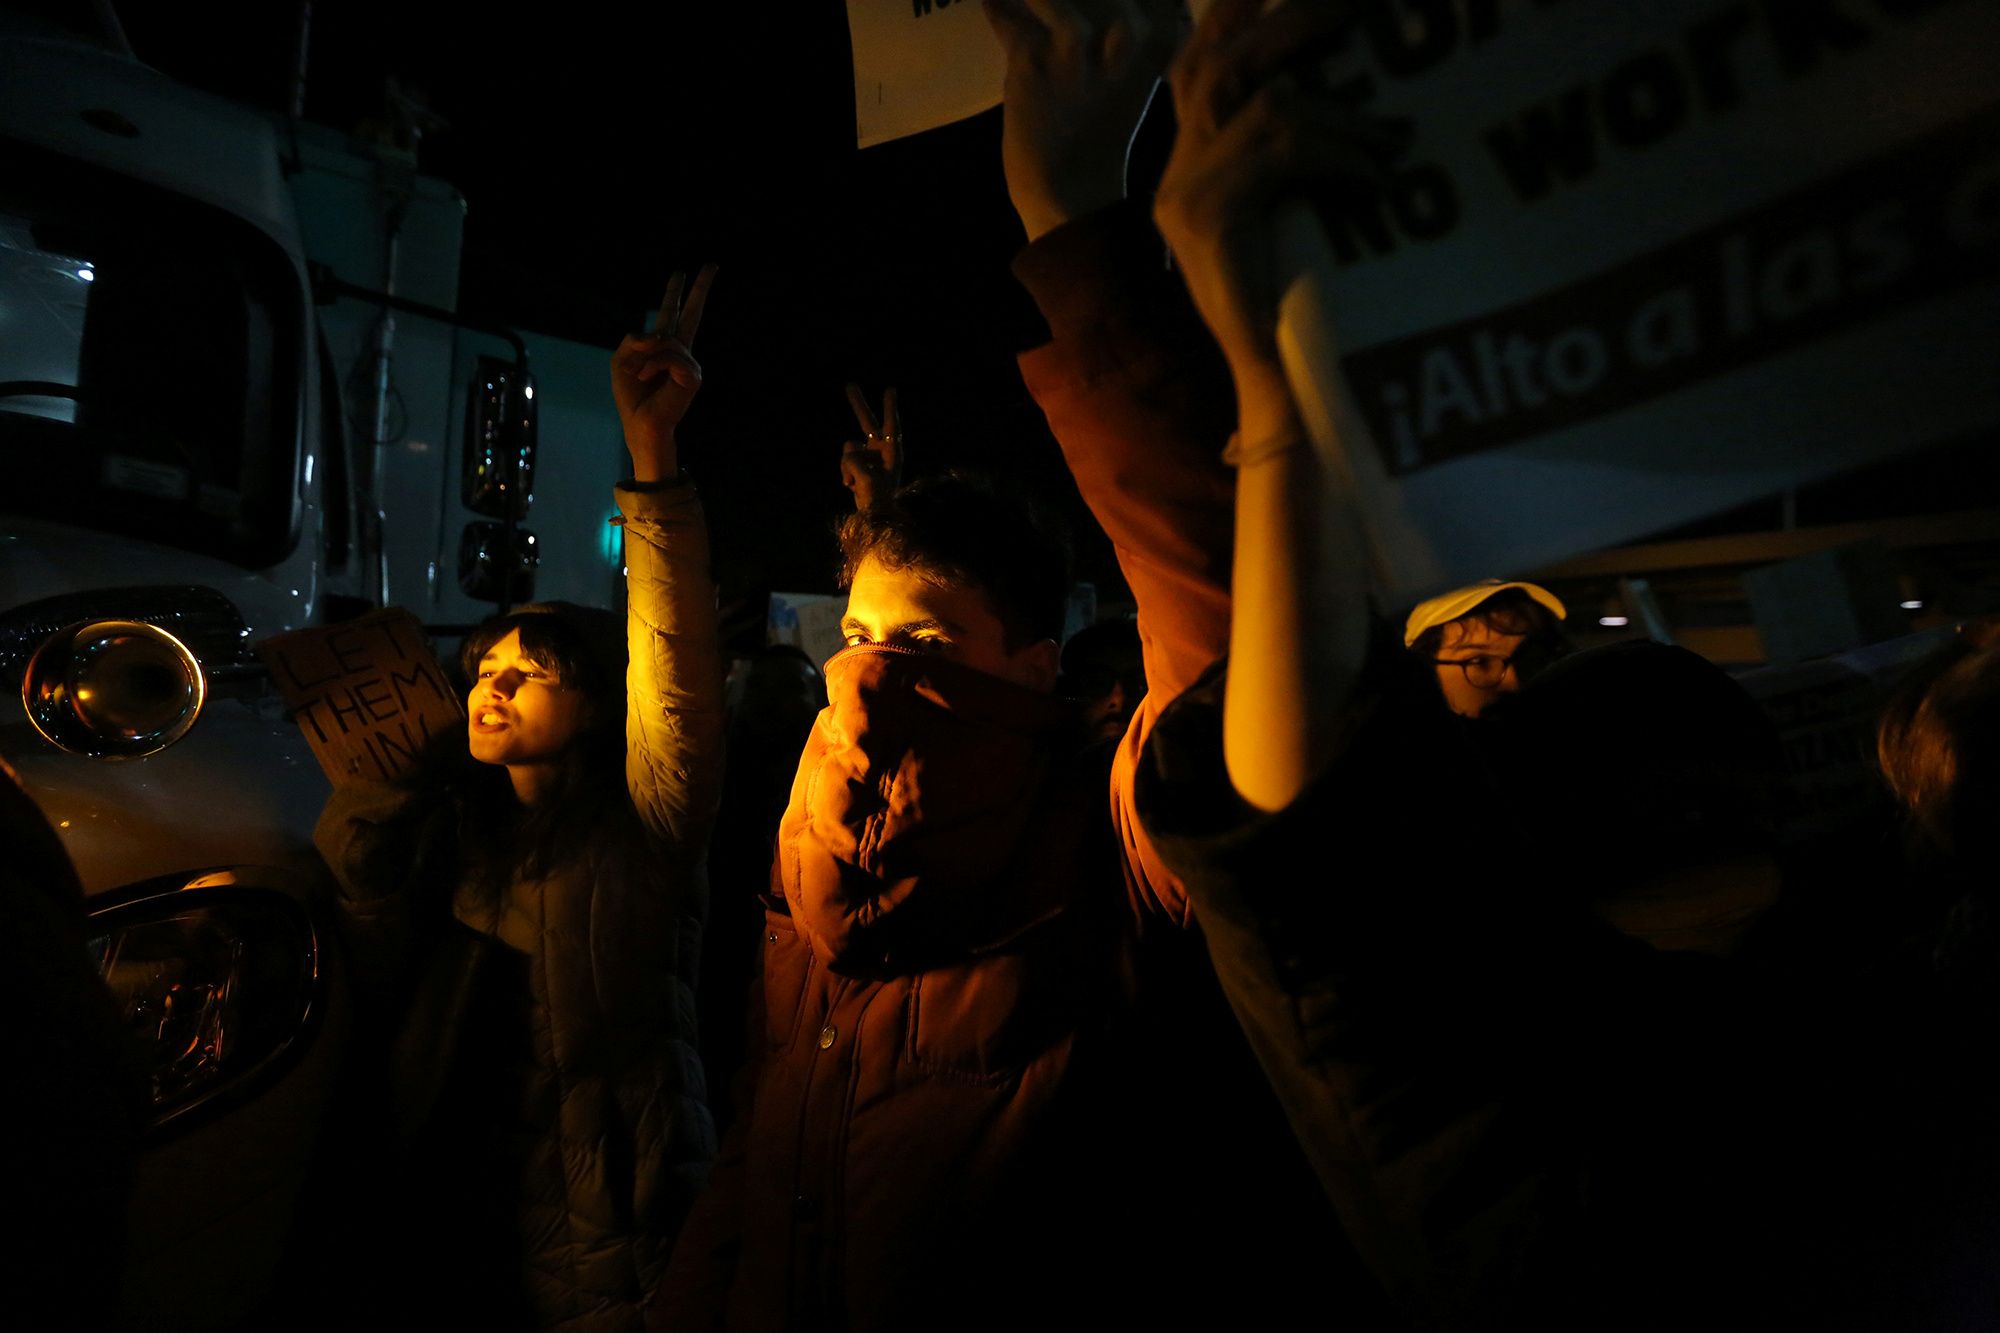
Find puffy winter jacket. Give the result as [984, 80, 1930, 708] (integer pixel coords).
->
[657, 200, 1240, 1333]
[317, 479, 724, 1332]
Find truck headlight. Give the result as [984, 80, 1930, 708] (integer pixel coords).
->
[22, 619, 207, 758]
[88, 874, 322, 1134]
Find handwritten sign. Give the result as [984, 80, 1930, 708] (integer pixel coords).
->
[1273, 0, 2000, 603]
[769, 591, 849, 668]
[847, 0, 1005, 148]
[255, 609, 463, 785]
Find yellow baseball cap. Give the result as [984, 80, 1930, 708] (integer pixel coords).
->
[1403, 580, 1567, 647]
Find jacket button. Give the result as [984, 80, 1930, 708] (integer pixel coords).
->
[766, 931, 778, 944]
[817, 1024, 837, 1050]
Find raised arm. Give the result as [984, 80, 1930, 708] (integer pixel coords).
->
[611, 267, 727, 853]
[1151, 0, 1408, 812]
[989, 0, 1236, 923]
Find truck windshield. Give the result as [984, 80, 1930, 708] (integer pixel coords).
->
[0, 140, 302, 568]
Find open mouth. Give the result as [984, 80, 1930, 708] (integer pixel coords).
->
[472, 710, 510, 731]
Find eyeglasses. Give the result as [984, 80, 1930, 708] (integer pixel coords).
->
[1428, 652, 1518, 691]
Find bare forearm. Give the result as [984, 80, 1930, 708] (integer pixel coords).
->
[628, 430, 678, 485]
[1221, 365, 1370, 814]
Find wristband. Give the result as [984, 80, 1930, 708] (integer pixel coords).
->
[1221, 425, 1307, 468]
[610, 471, 692, 524]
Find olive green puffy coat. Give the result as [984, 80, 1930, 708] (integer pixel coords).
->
[317, 480, 723, 1332]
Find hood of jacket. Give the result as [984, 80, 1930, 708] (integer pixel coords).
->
[774, 644, 1085, 974]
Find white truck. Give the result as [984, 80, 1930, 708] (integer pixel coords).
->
[0, 12, 630, 1327]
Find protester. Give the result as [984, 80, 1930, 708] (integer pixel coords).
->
[313, 269, 725, 1332]
[1058, 614, 1147, 742]
[1128, 1, 1847, 1325]
[650, 1, 1261, 1324]
[1865, 624, 2000, 1317]
[1404, 579, 1569, 717]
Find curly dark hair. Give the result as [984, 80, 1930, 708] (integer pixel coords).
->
[835, 472, 1073, 649]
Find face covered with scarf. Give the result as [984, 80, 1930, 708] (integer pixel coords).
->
[778, 559, 1086, 973]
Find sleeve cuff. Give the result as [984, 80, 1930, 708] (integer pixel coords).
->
[1010, 199, 1170, 344]
[614, 477, 700, 524]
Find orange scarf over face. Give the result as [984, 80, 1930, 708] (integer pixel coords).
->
[774, 644, 1087, 976]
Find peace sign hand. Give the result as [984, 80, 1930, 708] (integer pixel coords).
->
[840, 383, 903, 512]
[613, 263, 718, 482]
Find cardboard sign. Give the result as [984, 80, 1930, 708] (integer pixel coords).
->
[1275, 0, 2000, 603]
[769, 591, 850, 668]
[256, 608, 463, 785]
[848, 0, 1005, 148]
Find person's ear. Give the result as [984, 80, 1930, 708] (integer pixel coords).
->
[1017, 638, 1061, 694]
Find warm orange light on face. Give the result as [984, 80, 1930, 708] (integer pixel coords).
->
[841, 555, 1058, 693]
[466, 628, 590, 791]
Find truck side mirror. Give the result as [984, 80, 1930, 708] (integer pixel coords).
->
[458, 521, 538, 603]
[462, 355, 536, 519]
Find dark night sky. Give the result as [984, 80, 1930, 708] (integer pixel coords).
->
[85, 0, 1139, 638]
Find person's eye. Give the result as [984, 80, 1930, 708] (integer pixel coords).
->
[912, 637, 952, 655]
[476, 669, 494, 679]
[842, 632, 870, 648]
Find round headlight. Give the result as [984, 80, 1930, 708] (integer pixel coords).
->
[22, 620, 207, 759]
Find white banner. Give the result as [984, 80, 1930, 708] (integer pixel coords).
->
[848, 0, 1005, 148]
[1272, 0, 2000, 601]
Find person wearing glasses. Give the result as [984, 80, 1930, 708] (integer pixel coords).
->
[1123, 2, 1817, 1322]
[1404, 579, 1572, 717]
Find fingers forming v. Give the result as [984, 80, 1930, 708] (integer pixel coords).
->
[634, 341, 699, 384]
[845, 382, 881, 437]
[652, 263, 719, 350]
[880, 386, 900, 440]
[655, 271, 686, 337]
[677, 263, 719, 350]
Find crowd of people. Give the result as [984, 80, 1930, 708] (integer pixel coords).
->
[91, 1, 1996, 1329]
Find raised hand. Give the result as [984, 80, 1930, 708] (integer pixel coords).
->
[1151, 0, 1408, 430]
[1145, 0, 1394, 812]
[984, 0, 1183, 243]
[612, 263, 718, 482]
[840, 383, 903, 512]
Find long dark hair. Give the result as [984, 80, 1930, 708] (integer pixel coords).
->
[454, 602, 629, 907]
